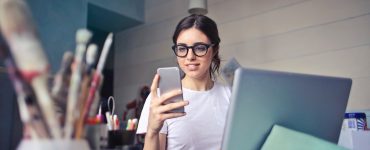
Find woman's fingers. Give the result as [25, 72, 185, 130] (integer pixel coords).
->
[147, 74, 188, 134]
[157, 100, 189, 114]
[157, 89, 182, 104]
[158, 113, 186, 121]
[150, 74, 159, 98]
[160, 113, 186, 121]
[150, 74, 182, 106]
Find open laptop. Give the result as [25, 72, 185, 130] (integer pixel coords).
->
[221, 68, 352, 150]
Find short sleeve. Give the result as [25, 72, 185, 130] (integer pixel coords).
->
[136, 92, 168, 135]
[216, 82, 232, 103]
[160, 120, 168, 134]
[136, 93, 152, 134]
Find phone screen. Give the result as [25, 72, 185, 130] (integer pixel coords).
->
[157, 67, 184, 113]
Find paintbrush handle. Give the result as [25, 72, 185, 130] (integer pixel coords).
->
[83, 73, 101, 120]
[64, 62, 83, 138]
[75, 72, 101, 138]
[74, 75, 92, 139]
[96, 33, 113, 73]
[31, 76, 62, 138]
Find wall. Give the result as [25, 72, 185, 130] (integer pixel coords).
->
[114, 0, 370, 116]
[27, 0, 88, 73]
[26, 0, 144, 72]
[89, 0, 144, 20]
[88, 0, 144, 32]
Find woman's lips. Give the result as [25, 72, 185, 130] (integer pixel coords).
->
[186, 64, 200, 71]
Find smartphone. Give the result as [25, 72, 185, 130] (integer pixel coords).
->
[157, 67, 184, 113]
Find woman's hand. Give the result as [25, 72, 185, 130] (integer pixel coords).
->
[147, 74, 189, 135]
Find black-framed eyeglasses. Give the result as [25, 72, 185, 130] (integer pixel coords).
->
[172, 43, 214, 57]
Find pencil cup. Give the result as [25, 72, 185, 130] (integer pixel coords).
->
[17, 139, 90, 150]
[85, 124, 108, 150]
[107, 130, 136, 148]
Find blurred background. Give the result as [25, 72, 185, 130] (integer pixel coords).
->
[1, 0, 369, 149]
[115, 0, 370, 114]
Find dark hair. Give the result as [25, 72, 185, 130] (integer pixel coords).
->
[172, 14, 221, 79]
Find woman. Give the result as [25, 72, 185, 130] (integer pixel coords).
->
[137, 14, 231, 150]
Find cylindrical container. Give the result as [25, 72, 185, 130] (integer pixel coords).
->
[85, 124, 108, 150]
[17, 139, 90, 150]
[107, 130, 136, 148]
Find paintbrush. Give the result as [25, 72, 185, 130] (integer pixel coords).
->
[0, 33, 39, 139]
[1, 32, 51, 139]
[79, 33, 113, 135]
[0, 0, 61, 138]
[51, 51, 73, 115]
[78, 44, 98, 113]
[88, 33, 113, 116]
[64, 29, 92, 139]
[85, 44, 98, 74]
[74, 44, 98, 138]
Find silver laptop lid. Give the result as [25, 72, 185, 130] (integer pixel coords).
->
[222, 68, 352, 150]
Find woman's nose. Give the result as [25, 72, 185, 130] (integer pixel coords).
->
[186, 48, 196, 60]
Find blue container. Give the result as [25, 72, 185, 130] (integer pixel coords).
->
[344, 112, 367, 130]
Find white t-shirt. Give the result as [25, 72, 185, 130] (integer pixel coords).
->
[137, 82, 231, 150]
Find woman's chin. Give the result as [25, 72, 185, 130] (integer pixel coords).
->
[184, 71, 207, 79]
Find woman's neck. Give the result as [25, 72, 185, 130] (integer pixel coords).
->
[182, 74, 214, 91]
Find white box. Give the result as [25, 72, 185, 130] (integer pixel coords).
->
[338, 130, 370, 150]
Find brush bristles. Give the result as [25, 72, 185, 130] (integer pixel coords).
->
[62, 51, 73, 62]
[76, 29, 92, 44]
[86, 44, 97, 65]
[61, 51, 73, 70]
[0, 0, 35, 35]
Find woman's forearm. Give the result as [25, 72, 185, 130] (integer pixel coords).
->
[143, 131, 160, 150]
